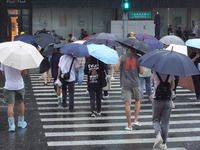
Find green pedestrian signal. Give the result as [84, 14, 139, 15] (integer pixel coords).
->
[123, 0, 130, 12]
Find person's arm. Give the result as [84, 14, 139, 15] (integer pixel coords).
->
[192, 54, 200, 62]
[75, 67, 79, 71]
[21, 70, 27, 77]
[1, 71, 4, 76]
[115, 56, 121, 72]
[139, 66, 144, 75]
[57, 67, 61, 79]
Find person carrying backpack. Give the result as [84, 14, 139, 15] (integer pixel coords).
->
[151, 71, 175, 150]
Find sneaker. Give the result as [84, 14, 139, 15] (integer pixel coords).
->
[111, 77, 115, 80]
[18, 116, 27, 129]
[159, 143, 167, 150]
[153, 132, 163, 149]
[8, 117, 15, 132]
[133, 121, 141, 126]
[125, 126, 132, 131]
[91, 112, 97, 117]
[97, 111, 101, 116]
[103, 94, 109, 99]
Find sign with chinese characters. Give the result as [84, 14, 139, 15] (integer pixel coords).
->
[129, 12, 151, 19]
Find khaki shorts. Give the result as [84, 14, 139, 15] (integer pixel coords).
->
[3, 88, 25, 104]
[121, 86, 141, 101]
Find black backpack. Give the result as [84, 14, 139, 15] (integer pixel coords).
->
[155, 72, 171, 100]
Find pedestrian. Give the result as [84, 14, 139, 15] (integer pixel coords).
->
[110, 46, 117, 80]
[191, 24, 197, 37]
[139, 67, 152, 101]
[79, 28, 86, 40]
[68, 33, 77, 43]
[167, 25, 173, 35]
[84, 56, 106, 117]
[57, 54, 80, 111]
[151, 71, 175, 149]
[75, 57, 86, 86]
[190, 48, 200, 101]
[115, 47, 144, 130]
[176, 27, 183, 39]
[102, 63, 109, 100]
[1, 64, 27, 132]
[51, 48, 63, 105]
[183, 27, 190, 41]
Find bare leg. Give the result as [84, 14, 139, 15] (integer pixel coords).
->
[47, 69, 51, 82]
[8, 104, 14, 117]
[125, 100, 132, 128]
[18, 101, 25, 116]
[134, 98, 141, 123]
[57, 86, 62, 96]
[42, 72, 47, 84]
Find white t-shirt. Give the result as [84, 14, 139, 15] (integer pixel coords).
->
[58, 55, 80, 82]
[1, 64, 24, 90]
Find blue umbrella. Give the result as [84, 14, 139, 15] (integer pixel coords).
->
[185, 39, 200, 49]
[60, 43, 90, 57]
[143, 39, 164, 49]
[87, 44, 119, 64]
[14, 34, 37, 47]
[84, 33, 121, 47]
[139, 50, 200, 77]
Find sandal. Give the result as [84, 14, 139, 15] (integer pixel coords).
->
[125, 126, 132, 131]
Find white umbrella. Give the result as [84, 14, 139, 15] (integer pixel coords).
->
[159, 35, 185, 46]
[0, 41, 44, 70]
[73, 40, 85, 44]
[165, 44, 188, 56]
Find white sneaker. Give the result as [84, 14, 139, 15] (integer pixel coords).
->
[159, 143, 167, 150]
[111, 77, 115, 80]
[153, 132, 163, 149]
[103, 94, 109, 99]
[133, 121, 141, 126]
[125, 126, 132, 131]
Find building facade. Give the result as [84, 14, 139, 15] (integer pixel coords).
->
[3, 0, 200, 41]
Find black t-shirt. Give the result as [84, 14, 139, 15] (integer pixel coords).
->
[190, 52, 200, 68]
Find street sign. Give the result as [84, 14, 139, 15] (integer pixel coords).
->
[129, 12, 151, 19]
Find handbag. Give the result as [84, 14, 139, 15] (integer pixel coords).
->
[60, 57, 75, 81]
[103, 75, 111, 91]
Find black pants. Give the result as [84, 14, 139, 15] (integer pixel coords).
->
[192, 75, 200, 99]
[173, 76, 179, 93]
[62, 81, 75, 110]
[89, 88, 102, 112]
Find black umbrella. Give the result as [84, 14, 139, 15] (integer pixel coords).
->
[34, 32, 61, 49]
[117, 38, 154, 55]
[43, 42, 65, 56]
[154, 13, 160, 40]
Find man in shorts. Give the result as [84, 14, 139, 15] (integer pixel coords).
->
[116, 47, 143, 131]
[1, 64, 27, 132]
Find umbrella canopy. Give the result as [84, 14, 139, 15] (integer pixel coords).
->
[117, 38, 154, 55]
[185, 39, 200, 49]
[0, 41, 43, 70]
[43, 42, 65, 56]
[82, 35, 94, 40]
[87, 44, 119, 64]
[14, 34, 37, 47]
[135, 33, 157, 41]
[60, 43, 90, 57]
[84, 32, 121, 47]
[73, 40, 85, 44]
[159, 35, 185, 46]
[143, 39, 164, 49]
[165, 44, 188, 56]
[139, 50, 199, 77]
[34, 33, 61, 49]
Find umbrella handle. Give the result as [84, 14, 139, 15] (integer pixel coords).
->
[171, 46, 173, 52]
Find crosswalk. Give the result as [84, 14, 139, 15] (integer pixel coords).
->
[30, 69, 200, 150]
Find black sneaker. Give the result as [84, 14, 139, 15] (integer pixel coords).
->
[91, 112, 97, 117]
[62, 103, 68, 108]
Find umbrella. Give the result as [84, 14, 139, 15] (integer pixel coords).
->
[154, 13, 161, 40]
[139, 49, 199, 77]
[42, 42, 65, 56]
[87, 44, 119, 64]
[165, 44, 188, 56]
[117, 38, 154, 55]
[34, 33, 61, 49]
[0, 41, 43, 70]
[82, 35, 94, 40]
[135, 33, 157, 41]
[73, 40, 85, 44]
[84, 33, 121, 47]
[60, 43, 90, 57]
[14, 34, 38, 47]
[159, 35, 185, 46]
[185, 39, 200, 49]
[143, 39, 164, 49]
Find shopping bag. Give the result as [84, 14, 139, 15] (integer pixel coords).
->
[103, 75, 111, 91]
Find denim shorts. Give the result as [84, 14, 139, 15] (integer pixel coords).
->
[3, 88, 25, 104]
[122, 86, 141, 101]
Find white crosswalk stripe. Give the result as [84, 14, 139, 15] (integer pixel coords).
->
[30, 71, 200, 149]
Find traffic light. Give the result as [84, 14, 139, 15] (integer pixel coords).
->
[122, 0, 130, 12]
